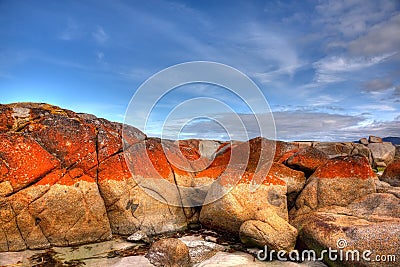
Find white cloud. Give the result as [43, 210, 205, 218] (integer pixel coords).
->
[356, 104, 396, 112]
[313, 53, 396, 84]
[144, 110, 400, 142]
[92, 26, 109, 44]
[59, 19, 80, 41]
[96, 51, 104, 63]
[349, 13, 400, 56]
[315, 0, 398, 38]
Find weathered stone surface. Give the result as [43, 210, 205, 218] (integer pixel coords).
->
[0, 133, 60, 194]
[286, 147, 329, 176]
[199, 161, 288, 234]
[290, 156, 376, 217]
[0, 168, 112, 251]
[368, 142, 396, 168]
[0, 103, 140, 251]
[146, 238, 191, 267]
[98, 139, 188, 235]
[313, 142, 373, 164]
[239, 209, 298, 252]
[291, 193, 400, 267]
[269, 163, 306, 208]
[359, 137, 369, 145]
[369, 135, 383, 143]
[381, 159, 400, 187]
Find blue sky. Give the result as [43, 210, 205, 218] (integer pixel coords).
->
[1, 0, 399, 141]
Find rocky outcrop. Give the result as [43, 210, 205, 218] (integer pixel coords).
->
[290, 155, 376, 217]
[290, 155, 400, 266]
[381, 159, 400, 187]
[0, 103, 298, 253]
[1, 102, 400, 267]
[285, 146, 329, 176]
[369, 135, 383, 143]
[368, 142, 396, 168]
[0, 103, 188, 251]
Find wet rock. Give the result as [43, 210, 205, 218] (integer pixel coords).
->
[380, 159, 400, 187]
[146, 238, 191, 267]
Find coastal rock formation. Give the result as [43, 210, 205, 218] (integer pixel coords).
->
[285, 146, 329, 176]
[1, 102, 400, 267]
[290, 155, 376, 217]
[381, 159, 400, 187]
[290, 155, 400, 266]
[368, 142, 396, 168]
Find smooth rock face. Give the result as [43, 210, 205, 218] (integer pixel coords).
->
[98, 139, 189, 236]
[368, 142, 396, 167]
[146, 238, 191, 267]
[289, 154, 400, 267]
[239, 209, 298, 252]
[381, 159, 400, 187]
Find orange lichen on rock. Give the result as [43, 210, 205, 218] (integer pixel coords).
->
[313, 155, 375, 179]
[58, 168, 95, 186]
[218, 164, 286, 187]
[277, 149, 299, 164]
[35, 168, 95, 186]
[178, 139, 201, 160]
[98, 153, 132, 182]
[0, 133, 60, 193]
[124, 139, 172, 180]
[31, 116, 98, 171]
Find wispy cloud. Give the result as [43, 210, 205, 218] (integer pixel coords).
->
[313, 53, 396, 84]
[145, 110, 400, 142]
[92, 26, 109, 44]
[59, 18, 80, 41]
[349, 13, 400, 56]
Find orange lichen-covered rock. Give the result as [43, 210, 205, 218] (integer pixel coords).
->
[312, 155, 375, 179]
[0, 133, 60, 195]
[381, 159, 400, 187]
[30, 114, 98, 172]
[200, 162, 288, 234]
[286, 146, 329, 175]
[98, 139, 188, 235]
[0, 103, 145, 252]
[290, 155, 376, 217]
